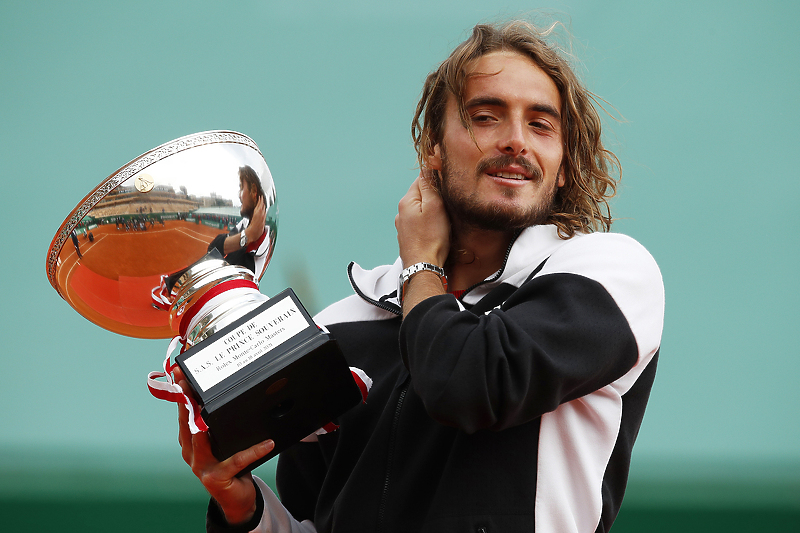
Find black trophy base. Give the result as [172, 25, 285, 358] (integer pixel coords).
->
[205, 333, 360, 471]
[176, 289, 362, 473]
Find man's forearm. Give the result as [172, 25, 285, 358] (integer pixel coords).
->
[207, 477, 319, 533]
[222, 223, 264, 255]
[401, 270, 447, 319]
[222, 231, 245, 255]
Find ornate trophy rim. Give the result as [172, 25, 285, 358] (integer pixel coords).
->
[45, 130, 262, 297]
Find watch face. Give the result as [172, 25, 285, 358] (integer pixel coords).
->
[398, 262, 447, 303]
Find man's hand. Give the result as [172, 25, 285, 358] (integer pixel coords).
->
[395, 171, 450, 268]
[245, 196, 267, 244]
[175, 367, 274, 525]
[396, 171, 450, 317]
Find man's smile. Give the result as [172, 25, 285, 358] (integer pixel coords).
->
[477, 156, 541, 185]
[487, 170, 530, 181]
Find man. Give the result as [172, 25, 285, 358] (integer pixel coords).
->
[177, 20, 664, 533]
[207, 165, 270, 278]
[70, 229, 83, 259]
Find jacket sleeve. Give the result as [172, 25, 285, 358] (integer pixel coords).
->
[208, 219, 245, 255]
[206, 477, 318, 533]
[275, 441, 329, 523]
[207, 232, 229, 256]
[398, 233, 663, 433]
[207, 223, 255, 273]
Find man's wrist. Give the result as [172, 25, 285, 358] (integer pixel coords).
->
[207, 480, 263, 532]
[398, 262, 447, 304]
[244, 225, 264, 247]
[221, 500, 257, 526]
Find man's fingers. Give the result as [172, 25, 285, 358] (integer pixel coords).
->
[186, 430, 231, 483]
[418, 169, 434, 190]
[398, 175, 422, 214]
[251, 196, 267, 233]
[177, 402, 194, 464]
[176, 378, 193, 452]
[215, 439, 275, 480]
[406, 175, 423, 199]
[175, 369, 197, 465]
[189, 430, 217, 466]
[417, 171, 443, 206]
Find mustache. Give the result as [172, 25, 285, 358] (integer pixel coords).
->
[476, 155, 541, 181]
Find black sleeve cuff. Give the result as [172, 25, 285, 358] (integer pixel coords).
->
[398, 293, 458, 370]
[208, 233, 228, 255]
[206, 479, 265, 533]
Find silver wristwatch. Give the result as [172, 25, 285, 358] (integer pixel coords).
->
[240, 231, 247, 247]
[398, 262, 447, 304]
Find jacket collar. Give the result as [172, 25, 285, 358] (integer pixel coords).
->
[347, 225, 575, 311]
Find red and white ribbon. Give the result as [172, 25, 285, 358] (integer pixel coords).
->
[151, 275, 173, 311]
[350, 367, 372, 404]
[147, 336, 208, 433]
[146, 280, 373, 440]
[176, 279, 259, 340]
[246, 227, 267, 254]
[147, 283, 261, 435]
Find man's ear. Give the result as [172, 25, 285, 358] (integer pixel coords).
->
[557, 164, 566, 188]
[426, 144, 443, 171]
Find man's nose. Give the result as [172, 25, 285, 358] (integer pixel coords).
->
[499, 121, 528, 155]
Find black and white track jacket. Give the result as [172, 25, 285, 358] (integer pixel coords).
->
[207, 225, 664, 533]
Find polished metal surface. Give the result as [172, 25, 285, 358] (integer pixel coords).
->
[186, 292, 268, 347]
[169, 262, 257, 330]
[46, 131, 278, 339]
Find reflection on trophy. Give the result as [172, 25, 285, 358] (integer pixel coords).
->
[46, 131, 364, 472]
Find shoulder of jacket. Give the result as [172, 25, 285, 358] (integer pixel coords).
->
[314, 293, 397, 327]
[546, 232, 661, 280]
[314, 258, 403, 326]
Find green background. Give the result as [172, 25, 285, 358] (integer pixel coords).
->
[1, 1, 798, 531]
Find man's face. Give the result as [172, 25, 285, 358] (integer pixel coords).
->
[239, 179, 255, 219]
[428, 51, 565, 232]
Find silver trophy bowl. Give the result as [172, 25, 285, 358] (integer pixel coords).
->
[46, 130, 278, 339]
[46, 131, 361, 472]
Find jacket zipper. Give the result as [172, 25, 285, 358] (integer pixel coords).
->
[347, 262, 402, 315]
[350, 235, 518, 531]
[376, 383, 408, 532]
[458, 230, 518, 300]
[348, 231, 518, 313]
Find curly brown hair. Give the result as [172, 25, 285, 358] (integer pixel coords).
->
[239, 165, 266, 203]
[412, 20, 619, 237]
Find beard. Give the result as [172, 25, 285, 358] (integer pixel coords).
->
[240, 204, 253, 219]
[436, 150, 558, 232]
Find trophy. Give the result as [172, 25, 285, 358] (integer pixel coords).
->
[46, 131, 364, 472]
